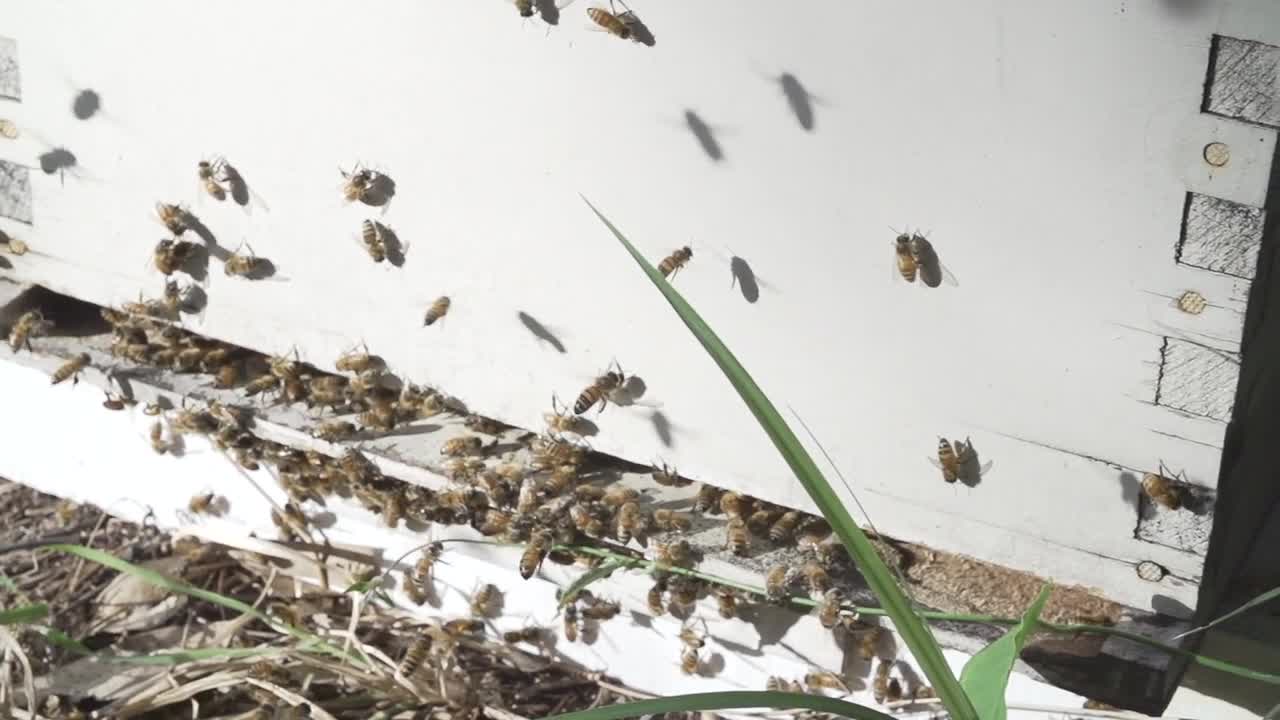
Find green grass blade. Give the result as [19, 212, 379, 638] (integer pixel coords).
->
[545, 691, 896, 720]
[47, 544, 366, 666]
[0, 603, 47, 625]
[559, 557, 633, 608]
[581, 197, 976, 720]
[960, 584, 1052, 720]
[1174, 583, 1280, 640]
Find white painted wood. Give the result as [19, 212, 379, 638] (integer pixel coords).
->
[1, 0, 1277, 619]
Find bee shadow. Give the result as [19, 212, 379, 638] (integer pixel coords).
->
[612, 375, 647, 406]
[913, 241, 950, 289]
[621, 11, 656, 46]
[220, 163, 265, 211]
[957, 440, 987, 488]
[365, 422, 442, 440]
[240, 257, 278, 281]
[516, 311, 566, 353]
[1118, 470, 1141, 507]
[0, 256, 10, 270]
[729, 256, 760, 304]
[683, 110, 723, 162]
[375, 222, 407, 267]
[697, 652, 725, 677]
[179, 210, 227, 261]
[178, 284, 207, 315]
[38, 147, 77, 175]
[178, 242, 210, 282]
[533, 0, 561, 24]
[778, 72, 816, 132]
[72, 89, 101, 120]
[739, 602, 805, 649]
[649, 409, 673, 447]
[361, 173, 397, 208]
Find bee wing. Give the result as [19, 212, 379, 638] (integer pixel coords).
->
[939, 262, 959, 287]
[978, 460, 993, 477]
[926, 455, 942, 469]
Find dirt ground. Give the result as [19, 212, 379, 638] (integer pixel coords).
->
[0, 479, 651, 720]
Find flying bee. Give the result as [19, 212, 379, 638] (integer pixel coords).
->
[719, 491, 751, 519]
[769, 510, 802, 543]
[930, 437, 961, 483]
[1142, 465, 1183, 511]
[679, 647, 700, 675]
[581, 597, 621, 620]
[873, 660, 902, 704]
[765, 564, 791, 604]
[726, 517, 750, 556]
[615, 501, 645, 543]
[562, 602, 580, 642]
[715, 589, 738, 619]
[187, 492, 225, 516]
[893, 233, 917, 283]
[155, 203, 189, 235]
[587, 2, 632, 39]
[441, 435, 486, 457]
[399, 636, 432, 677]
[152, 238, 197, 276]
[650, 461, 691, 488]
[224, 242, 270, 278]
[470, 583, 500, 617]
[9, 310, 49, 354]
[520, 529, 554, 579]
[652, 508, 692, 532]
[647, 578, 667, 615]
[358, 219, 385, 263]
[50, 352, 91, 386]
[694, 483, 723, 513]
[573, 361, 626, 414]
[423, 296, 451, 326]
[655, 539, 692, 567]
[197, 159, 227, 201]
[817, 589, 843, 629]
[658, 246, 693, 279]
[805, 671, 850, 694]
[802, 560, 831, 594]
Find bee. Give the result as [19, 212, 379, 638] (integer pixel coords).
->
[381, 491, 406, 528]
[464, 414, 507, 435]
[423, 296, 451, 326]
[406, 543, 443, 605]
[340, 164, 379, 204]
[545, 394, 592, 434]
[187, 492, 225, 516]
[842, 616, 883, 660]
[893, 233, 917, 282]
[679, 647, 700, 675]
[813, 542, 848, 570]
[358, 219, 385, 263]
[872, 660, 902, 704]
[769, 510, 802, 543]
[155, 203, 189, 235]
[801, 560, 831, 595]
[546, 549, 577, 565]
[149, 420, 176, 454]
[654, 539, 692, 567]
[1083, 699, 1117, 710]
[514, 0, 535, 16]
[805, 671, 850, 694]
[243, 373, 280, 399]
[816, 589, 843, 629]
[587, 3, 632, 39]
[532, 434, 586, 469]
[766, 676, 804, 693]
[1142, 467, 1183, 511]
[224, 243, 270, 278]
[914, 686, 937, 700]
[581, 598, 621, 620]
[669, 577, 701, 608]
[359, 402, 398, 432]
[399, 636, 432, 677]
[520, 529, 553, 579]
[562, 602, 580, 642]
[615, 501, 645, 543]
[312, 420, 357, 442]
[694, 483, 723, 513]
[652, 509, 692, 532]
[596, 486, 636, 510]
[765, 564, 790, 604]
[9, 309, 49, 353]
[470, 583, 500, 617]
[650, 461, 690, 487]
[475, 509, 513, 536]
[501, 625, 544, 645]
[747, 506, 780, 536]
[715, 589, 738, 619]
[726, 517, 750, 557]
[573, 362, 626, 414]
[932, 437, 960, 483]
[647, 579, 667, 615]
[197, 160, 227, 201]
[50, 352, 91, 386]
[335, 344, 379, 373]
[796, 517, 832, 548]
[153, 238, 197, 276]
[541, 464, 577, 496]
[658, 246, 693, 279]
[441, 435, 485, 457]
[678, 620, 705, 650]
[719, 491, 751, 519]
